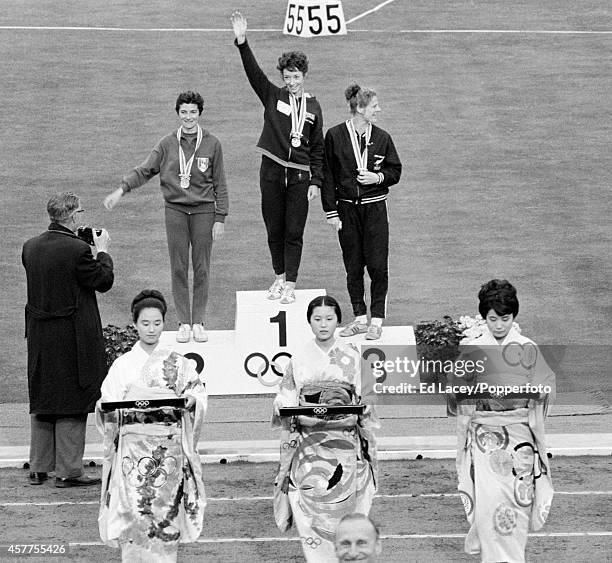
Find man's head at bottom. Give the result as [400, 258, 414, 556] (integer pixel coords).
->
[334, 512, 381, 562]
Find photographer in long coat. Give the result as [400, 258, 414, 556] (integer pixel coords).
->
[22, 192, 114, 487]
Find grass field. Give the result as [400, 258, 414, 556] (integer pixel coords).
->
[1, 1, 611, 405]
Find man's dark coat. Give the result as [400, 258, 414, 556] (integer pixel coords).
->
[22, 223, 114, 414]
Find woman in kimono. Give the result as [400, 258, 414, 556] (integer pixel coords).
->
[272, 295, 378, 563]
[96, 290, 207, 562]
[451, 280, 555, 563]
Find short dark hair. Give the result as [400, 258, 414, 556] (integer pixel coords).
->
[478, 279, 519, 318]
[131, 289, 168, 322]
[277, 51, 309, 74]
[307, 295, 342, 324]
[175, 90, 204, 114]
[336, 512, 380, 540]
[47, 192, 80, 222]
[345, 83, 377, 115]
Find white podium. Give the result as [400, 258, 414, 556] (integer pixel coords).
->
[159, 290, 416, 396]
[235, 289, 326, 388]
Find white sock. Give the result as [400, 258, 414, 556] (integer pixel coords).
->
[371, 317, 383, 327]
[285, 281, 296, 290]
[355, 315, 367, 324]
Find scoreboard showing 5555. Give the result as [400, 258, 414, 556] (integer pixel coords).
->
[283, 0, 347, 37]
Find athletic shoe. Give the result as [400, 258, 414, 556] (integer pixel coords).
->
[192, 323, 208, 343]
[339, 320, 368, 337]
[279, 285, 296, 304]
[365, 325, 383, 340]
[267, 279, 285, 300]
[176, 324, 191, 343]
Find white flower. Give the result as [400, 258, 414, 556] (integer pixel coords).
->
[457, 315, 481, 330]
[458, 314, 521, 344]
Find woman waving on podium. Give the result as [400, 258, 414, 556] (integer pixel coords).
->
[96, 290, 207, 563]
[272, 295, 378, 562]
[230, 10, 324, 304]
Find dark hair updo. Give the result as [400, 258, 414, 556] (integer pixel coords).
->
[131, 289, 168, 322]
[345, 83, 377, 115]
[478, 279, 519, 319]
[307, 295, 342, 324]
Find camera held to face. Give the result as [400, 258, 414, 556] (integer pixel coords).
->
[77, 226, 103, 245]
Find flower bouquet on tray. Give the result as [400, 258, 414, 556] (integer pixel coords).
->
[457, 315, 521, 344]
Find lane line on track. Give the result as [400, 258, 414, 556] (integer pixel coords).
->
[359, 29, 612, 34]
[3, 490, 611, 507]
[0, 26, 232, 31]
[345, 0, 398, 25]
[65, 531, 612, 546]
[0, 26, 610, 34]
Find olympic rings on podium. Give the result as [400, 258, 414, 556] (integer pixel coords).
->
[243, 351, 292, 386]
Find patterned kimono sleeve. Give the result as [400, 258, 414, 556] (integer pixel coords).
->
[99, 357, 130, 404]
[344, 342, 361, 394]
[271, 360, 299, 427]
[175, 355, 207, 442]
[361, 404, 381, 431]
[179, 357, 207, 409]
[532, 345, 556, 416]
[95, 356, 128, 439]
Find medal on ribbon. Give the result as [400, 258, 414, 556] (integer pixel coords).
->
[289, 93, 307, 148]
[346, 119, 371, 174]
[177, 125, 203, 189]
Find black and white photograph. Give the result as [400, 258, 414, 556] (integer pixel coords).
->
[1, 1, 611, 561]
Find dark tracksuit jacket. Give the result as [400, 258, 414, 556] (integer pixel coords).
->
[322, 122, 401, 217]
[235, 39, 324, 184]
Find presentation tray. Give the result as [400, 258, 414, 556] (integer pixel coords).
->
[279, 405, 365, 416]
[100, 398, 187, 411]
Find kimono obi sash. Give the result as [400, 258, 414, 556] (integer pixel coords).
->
[297, 414, 360, 429]
[466, 406, 530, 427]
[120, 408, 182, 425]
[474, 397, 530, 411]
